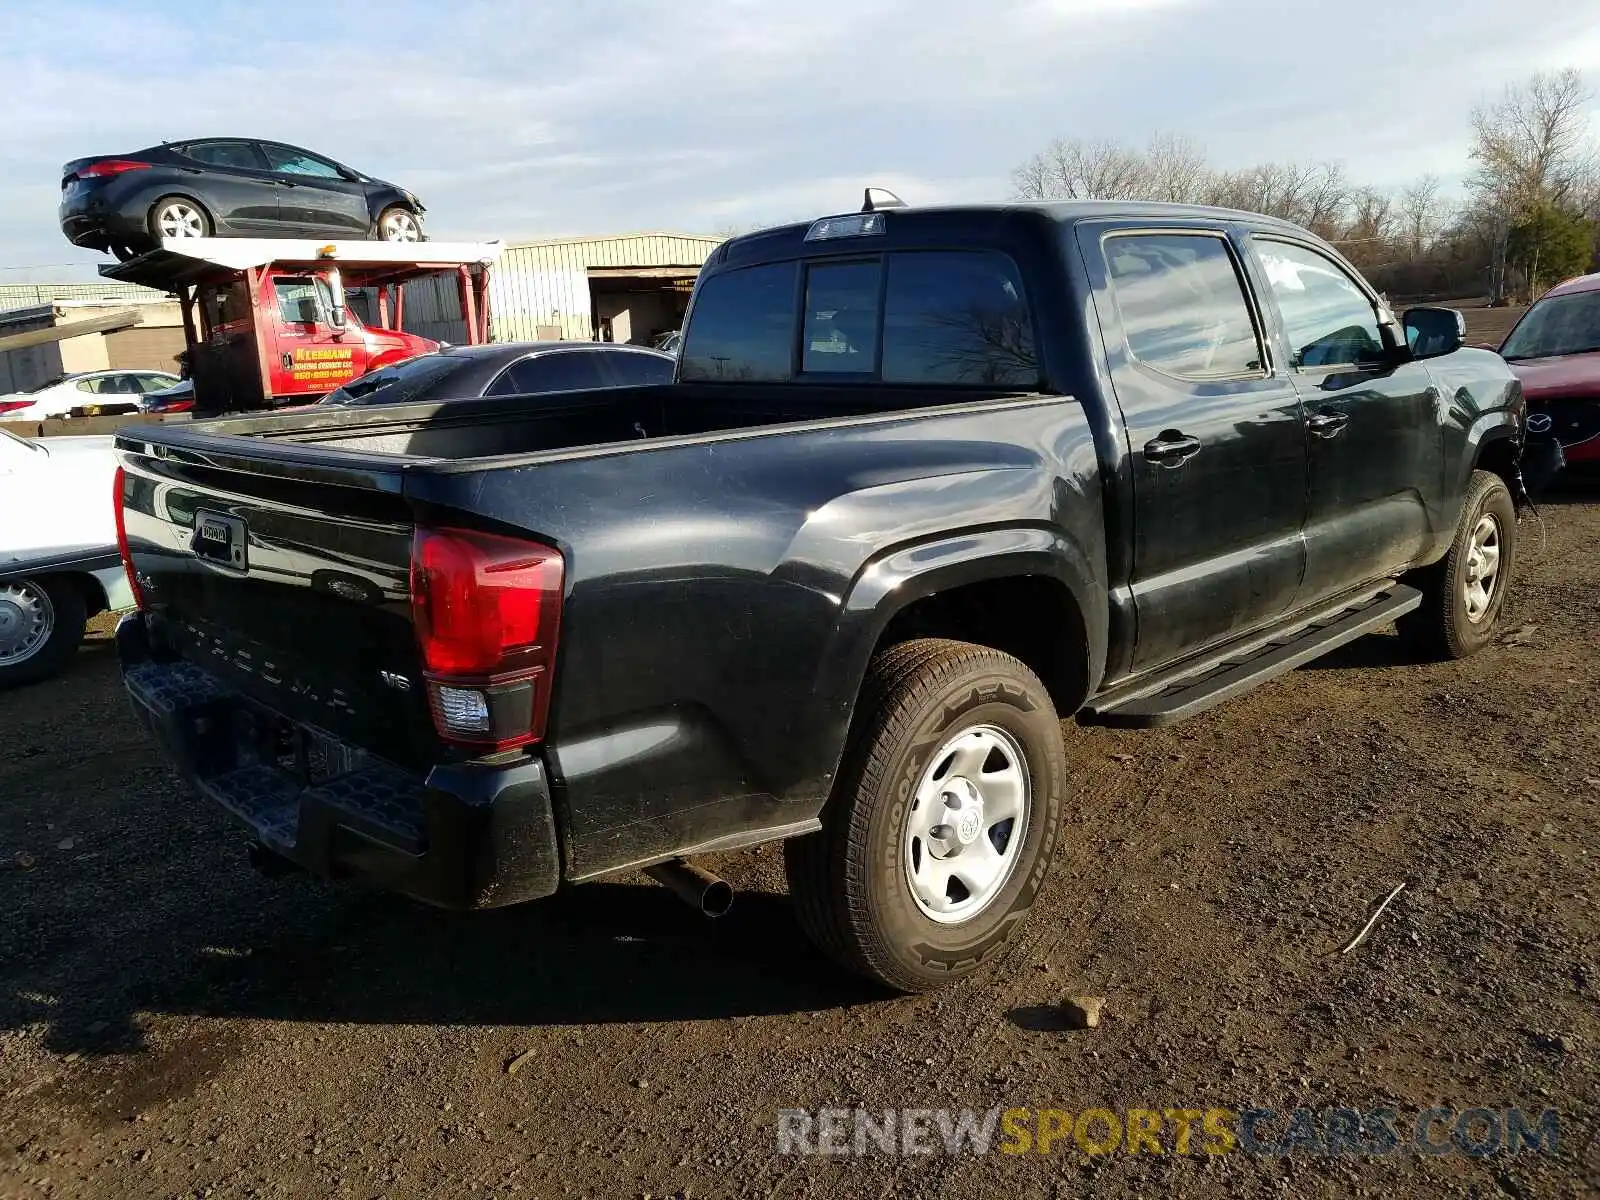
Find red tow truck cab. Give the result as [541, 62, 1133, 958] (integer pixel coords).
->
[101, 238, 502, 415]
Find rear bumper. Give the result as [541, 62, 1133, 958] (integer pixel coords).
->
[59, 191, 146, 249]
[117, 613, 561, 909]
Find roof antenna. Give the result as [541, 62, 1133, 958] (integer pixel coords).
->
[862, 187, 906, 213]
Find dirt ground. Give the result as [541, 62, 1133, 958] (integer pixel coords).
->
[2, 483, 1597, 1200]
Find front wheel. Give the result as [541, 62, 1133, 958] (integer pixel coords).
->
[785, 639, 1066, 992]
[1399, 469, 1517, 659]
[0, 577, 87, 689]
[377, 206, 423, 242]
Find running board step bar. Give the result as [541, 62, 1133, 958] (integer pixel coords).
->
[1082, 585, 1423, 729]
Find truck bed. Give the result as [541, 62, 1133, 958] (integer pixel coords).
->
[166, 382, 1034, 467]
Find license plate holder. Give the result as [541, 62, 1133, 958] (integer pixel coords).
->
[193, 509, 247, 571]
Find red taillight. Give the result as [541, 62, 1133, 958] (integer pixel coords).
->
[112, 466, 144, 609]
[80, 160, 151, 178]
[0, 400, 32, 415]
[410, 527, 563, 751]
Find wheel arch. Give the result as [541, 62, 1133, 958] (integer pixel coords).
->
[146, 191, 214, 236]
[1472, 426, 1523, 501]
[831, 526, 1107, 730]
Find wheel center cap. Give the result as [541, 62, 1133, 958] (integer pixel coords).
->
[0, 601, 21, 638]
[939, 778, 985, 846]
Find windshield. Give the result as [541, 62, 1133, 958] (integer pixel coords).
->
[1501, 289, 1600, 360]
[319, 354, 468, 405]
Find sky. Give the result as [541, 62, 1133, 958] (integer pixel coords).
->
[5, 0, 1600, 280]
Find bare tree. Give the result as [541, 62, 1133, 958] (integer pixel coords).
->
[1395, 175, 1452, 258]
[1141, 133, 1213, 203]
[1469, 68, 1596, 214]
[1011, 136, 1155, 200]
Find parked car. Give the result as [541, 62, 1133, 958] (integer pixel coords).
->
[1498, 271, 1600, 464]
[317, 342, 676, 406]
[0, 431, 135, 686]
[139, 379, 195, 414]
[60, 138, 426, 260]
[113, 200, 1526, 992]
[0, 369, 181, 422]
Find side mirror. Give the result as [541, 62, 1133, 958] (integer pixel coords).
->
[1402, 306, 1466, 360]
[325, 266, 347, 332]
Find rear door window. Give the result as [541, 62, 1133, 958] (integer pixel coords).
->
[182, 140, 269, 170]
[1103, 234, 1266, 379]
[600, 351, 675, 386]
[679, 262, 797, 382]
[882, 251, 1039, 386]
[489, 351, 608, 395]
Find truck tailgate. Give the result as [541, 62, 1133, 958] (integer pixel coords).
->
[115, 442, 435, 773]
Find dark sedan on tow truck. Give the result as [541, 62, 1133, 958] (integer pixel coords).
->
[60, 138, 426, 260]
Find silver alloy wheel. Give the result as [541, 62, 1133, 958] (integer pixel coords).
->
[380, 209, 421, 242]
[1462, 513, 1502, 623]
[155, 201, 205, 239]
[903, 723, 1031, 924]
[0, 582, 54, 667]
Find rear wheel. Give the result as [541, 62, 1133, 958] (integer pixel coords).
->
[1399, 469, 1517, 659]
[0, 578, 87, 689]
[785, 639, 1066, 992]
[148, 196, 211, 242]
[377, 206, 423, 242]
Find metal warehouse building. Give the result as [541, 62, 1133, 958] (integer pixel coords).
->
[393, 232, 723, 346]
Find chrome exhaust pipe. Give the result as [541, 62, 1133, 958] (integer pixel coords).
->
[645, 858, 732, 918]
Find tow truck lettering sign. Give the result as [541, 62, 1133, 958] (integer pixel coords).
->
[288, 346, 356, 384]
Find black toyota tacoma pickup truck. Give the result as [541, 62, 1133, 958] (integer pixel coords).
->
[114, 199, 1528, 992]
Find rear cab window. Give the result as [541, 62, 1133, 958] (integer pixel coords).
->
[680, 249, 1040, 388]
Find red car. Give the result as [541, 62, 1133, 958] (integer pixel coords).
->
[1499, 272, 1600, 464]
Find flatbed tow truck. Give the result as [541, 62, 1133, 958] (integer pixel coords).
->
[98, 237, 502, 416]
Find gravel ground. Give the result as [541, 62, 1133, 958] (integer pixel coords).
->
[1, 482, 1596, 1200]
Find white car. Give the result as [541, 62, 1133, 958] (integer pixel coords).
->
[0, 369, 181, 422]
[0, 430, 135, 686]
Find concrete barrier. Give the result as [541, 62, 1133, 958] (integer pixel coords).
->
[0, 412, 192, 439]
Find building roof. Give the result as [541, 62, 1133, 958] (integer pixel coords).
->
[0, 280, 166, 315]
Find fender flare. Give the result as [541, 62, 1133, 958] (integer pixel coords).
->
[806, 525, 1107, 793]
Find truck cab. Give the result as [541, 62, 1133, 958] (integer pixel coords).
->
[100, 237, 501, 415]
[204, 270, 430, 403]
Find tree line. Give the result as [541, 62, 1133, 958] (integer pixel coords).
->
[1011, 69, 1600, 304]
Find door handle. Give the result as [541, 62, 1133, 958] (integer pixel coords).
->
[1143, 432, 1203, 465]
[1307, 410, 1350, 438]
[275, 180, 298, 188]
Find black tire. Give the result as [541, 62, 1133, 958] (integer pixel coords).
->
[785, 638, 1067, 992]
[0, 576, 87, 690]
[1398, 470, 1517, 659]
[147, 195, 212, 242]
[377, 206, 425, 243]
